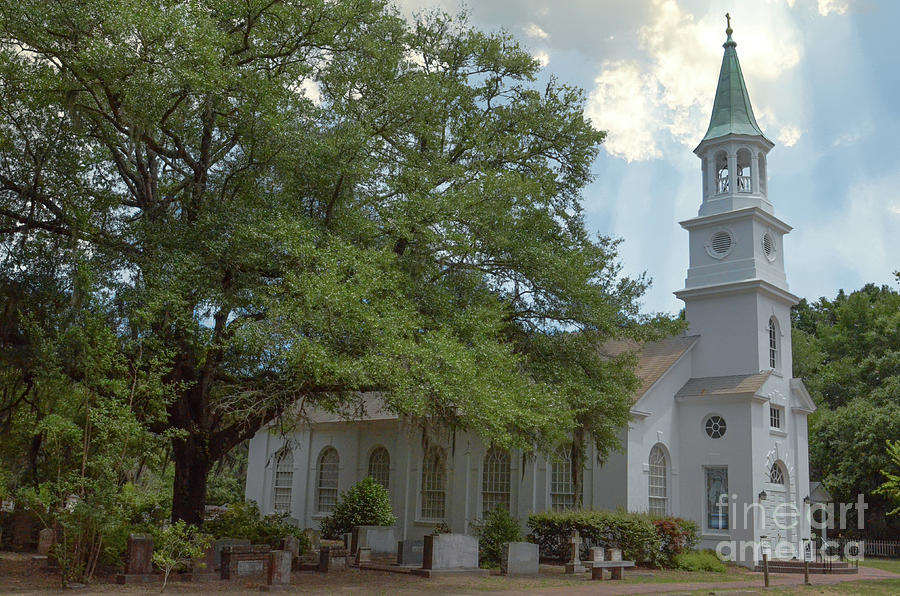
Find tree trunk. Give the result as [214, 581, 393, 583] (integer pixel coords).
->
[572, 426, 585, 509]
[171, 432, 211, 525]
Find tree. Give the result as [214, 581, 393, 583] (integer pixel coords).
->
[876, 440, 900, 517]
[1, 1, 666, 523]
[792, 283, 900, 536]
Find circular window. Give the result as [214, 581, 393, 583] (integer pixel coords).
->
[710, 231, 733, 257]
[762, 232, 776, 262]
[705, 415, 727, 439]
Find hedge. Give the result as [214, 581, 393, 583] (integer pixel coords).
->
[527, 509, 699, 568]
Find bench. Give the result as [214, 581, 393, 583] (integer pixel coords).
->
[590, 560, 635, 580]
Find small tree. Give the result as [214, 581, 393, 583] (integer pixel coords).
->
[151, 521, 212, 591]
[471, 506, 523, 568]
[319, 477, 395, 539]
[876, 440, 900, 516]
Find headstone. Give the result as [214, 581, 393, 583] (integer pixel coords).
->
[500, 542, 539, 576]
[351, 526, 396, 555]
[304, 529, 320, 552]
[280, 536, 300, 561]
[318, 546, 331, 573]
[115, 534, 156, 584]
[259, 550, 291, 592]
[188, 545, 219, 581]
[397, 539, 425, 566]
[590, 547, 605, 563]
[564, 530, 585, 574]
[212, 538, 251, 570]
[357, 547, 372, 563]
[37, 528, 54, 556]
[422, 533, 479, 570]
[220, 544, 271, 580]
[343, 533, 352, 551]
[606, 548, 622, 562]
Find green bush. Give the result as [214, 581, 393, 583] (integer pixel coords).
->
[151, 521, 212, 591]
[674, 549, 726, 572]
[652, 517, 700, 567]
[319, 477, 395, 539]
[527, 509, 660, 565]
[203, 501, 309, 553]
[471, 507, 523, 568]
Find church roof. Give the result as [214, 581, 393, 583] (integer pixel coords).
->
[602, 334, 699, 401]
[675, 371, 772, 398]
[701, 22, 768, 143]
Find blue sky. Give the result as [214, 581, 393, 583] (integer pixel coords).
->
[396, 0, 900, 315]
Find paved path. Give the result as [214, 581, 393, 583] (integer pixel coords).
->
[490, 566, 900, 595]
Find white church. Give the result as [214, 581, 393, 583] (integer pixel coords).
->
[245, 24, 816, 566]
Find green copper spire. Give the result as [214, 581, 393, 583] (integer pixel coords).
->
[701, 15, 768, 142]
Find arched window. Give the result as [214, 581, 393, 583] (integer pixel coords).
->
[736, 148, 752, 193]
[768, 317, 779, 370]
[421, 446, 446, 520]
[316, 447, 339, 513]
[550, 446, 575, 512]
[648, 444, 668, 516]
[368, 446, 390, 490]
[482, 448, 511, 516]
[272, 448, 293, 513]
[715, 150, 729, 194]
[770, 462, 785, 484]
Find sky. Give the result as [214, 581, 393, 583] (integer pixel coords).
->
[394, 0, 900, 315]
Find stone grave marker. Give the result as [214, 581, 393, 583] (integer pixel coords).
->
[397, 539, 425, 566]
[116, 534, 156, 584]
[212, 538, 251, 570]
[351, 526, 396, 555]
[500, 542, 539, 576]
[259, 549, 291, 592]
[37, 528, 54, 556]
[221, 544, 271, 580]
[280, 535, 300, 561]
[564, 530, 585, 574]
[412, 533, 487, 577]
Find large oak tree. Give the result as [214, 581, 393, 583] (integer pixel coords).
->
[0, 0, 672, 523]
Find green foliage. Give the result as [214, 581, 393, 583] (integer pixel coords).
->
[876, 440, 900, 516]
[151, 521, 212, 591]
[319, 477, 396, 540]
[673, 550, 726, 572]
[793, 284, 900, 535]
[652, 517, 700, 567]
[527, 509, 661, 565]
[471, 506, 524, 568]
[203, 501, 308, 553]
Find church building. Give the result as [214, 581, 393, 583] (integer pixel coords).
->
[244, 22, 815, 566]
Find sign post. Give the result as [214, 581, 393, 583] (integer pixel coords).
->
[760, 539, 771, 588]
[803, 539, 813, 585]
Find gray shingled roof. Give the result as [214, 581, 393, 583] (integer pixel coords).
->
[675, 371, 772, 398]
[602, 335, 699, 402]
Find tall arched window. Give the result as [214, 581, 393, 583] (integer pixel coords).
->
[421, 446, 446, 520]
[649, 444, 668, 516]
[769, 461, 785, 484]
[272, 448, 293, 513]
[715, 150, 729, 194]
[368, 446, 390, 490]
[736, 148, 752, 193]
[482, 448, 511, 516]
[550, 446, 575, 512]
[768, 317, 779, 370]
[316, 447, 339, 513]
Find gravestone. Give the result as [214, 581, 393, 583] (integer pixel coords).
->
[500, 542, 539, 576]
[342, 533, 352, 551]
[564, 530, 585, 574]
[280, 536, 300, 561]
[422, 533, 479, 570]
[259, 549, 291, 592]
[212, 538, 251, 570]
[351, 526, 396, 555]
[221, 544, 271, 580]
[317, 546, 348, 572]
[607, 547, 622, 562]
[115, 534, 156, 584]
[397, 539, 425, 566]
[37, 528, 54, 556]
[183, 545, 219, 582]
[357, 547, 372, 563]
[590, 547, 605, 563]
[303, 529, 320, 552]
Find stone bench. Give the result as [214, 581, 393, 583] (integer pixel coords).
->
[590, 560, 635, 580]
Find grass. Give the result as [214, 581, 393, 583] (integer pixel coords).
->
[858, 557, 900, 574]
[761, 579, 900, 595]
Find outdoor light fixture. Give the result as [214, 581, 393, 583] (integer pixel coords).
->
[758, 490, 767, 501]
[803, 496, 811, 505]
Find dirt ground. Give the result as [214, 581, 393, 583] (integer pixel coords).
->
[3, 551, 900, 596]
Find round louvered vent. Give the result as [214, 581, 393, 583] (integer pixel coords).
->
[762, 232, 776, 261]
[710, 231, 732, 256]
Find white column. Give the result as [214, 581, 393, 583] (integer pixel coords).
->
[727, 152, 737, 196]
[706, 153, 717, 196]
[751, 153, 760, 195]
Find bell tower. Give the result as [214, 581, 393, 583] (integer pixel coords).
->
[675, 18, 798, 379]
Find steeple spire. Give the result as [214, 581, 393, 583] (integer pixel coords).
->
[701, 15, 767, 142]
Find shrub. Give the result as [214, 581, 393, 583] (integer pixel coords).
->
[471, 507, 523, 568]
[674, 549, 726, 572]
[319, 477, 395, 539]
[203, 501, 309, 553]
[653, 517, 699, 567]
[151, 521, 212, 591]
[527, 509, 660, 565]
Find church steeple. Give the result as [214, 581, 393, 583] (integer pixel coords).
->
[702, 16, 768, 142]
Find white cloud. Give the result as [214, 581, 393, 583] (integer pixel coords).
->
[524, 23, 549, 39]
[889, 203, 900, 215]
[777, 125, 803, 147]
[817, 0, 850, 16]
[533, 51, 550, 67]
[585, 0, 808, 162]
